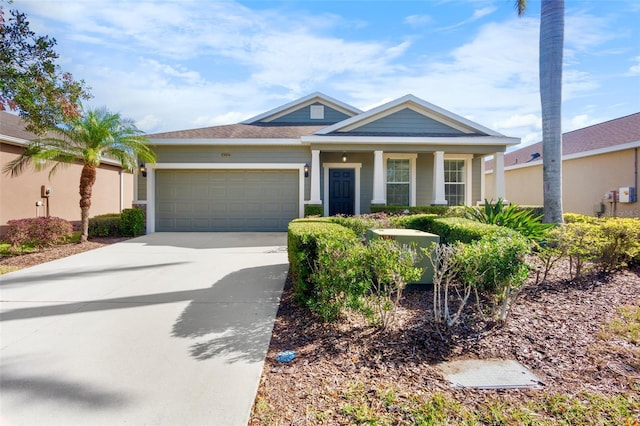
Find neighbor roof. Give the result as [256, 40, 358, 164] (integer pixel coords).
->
[486, 112, 640, 170]
[0, 111, 37, 143]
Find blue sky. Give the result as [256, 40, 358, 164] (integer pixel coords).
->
[12, 0, 640, 146]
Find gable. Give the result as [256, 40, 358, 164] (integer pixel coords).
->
[242, 92, 361, 126]
[268, 102, 352, 125]
[341, 108, 467, 136]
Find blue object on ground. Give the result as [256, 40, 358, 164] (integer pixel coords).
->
[276, 350, 296, 362]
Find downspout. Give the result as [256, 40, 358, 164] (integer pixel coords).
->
[119, 169, 124, 212]
[635, 148, 638, 199]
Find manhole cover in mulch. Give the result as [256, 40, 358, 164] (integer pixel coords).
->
[437, 359, 543, 390]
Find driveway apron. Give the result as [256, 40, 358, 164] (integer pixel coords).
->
[0, 232, 288, 426]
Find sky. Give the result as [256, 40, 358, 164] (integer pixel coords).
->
[8, 0, 640, 146]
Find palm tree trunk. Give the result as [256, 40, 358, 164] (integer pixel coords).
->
[540, 0, 564, 223]
[79, 163, 97, 242]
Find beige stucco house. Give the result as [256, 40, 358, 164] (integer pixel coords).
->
[485, 113, 640, 217]
[0, 112, 134, 235]
[137, 93, 519, 232]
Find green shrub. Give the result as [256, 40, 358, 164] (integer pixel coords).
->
[309, 239, 370, 322]
[598, 218, 640, 272]
[88, 213, 121, 237]
[464, 199, 553, 242]
[370, 205, 450, 215]
[430, 217, 509, 244]
[330, 214, 392, 238]
[304, 204, 323, 217]
[560, 222, 603, 280]
[5, 217, 73, 248]
[288, 220, 358, 305]
[119, 208, 145, 237]
[454, 232, 530, 321]
[389, 214, 438, 232]
[564, 213, 600, 224]
[364, 238, 423, 329]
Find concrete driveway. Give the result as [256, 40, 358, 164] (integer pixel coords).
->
[0, 233, 288, 426]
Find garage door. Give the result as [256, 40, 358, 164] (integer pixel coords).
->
[156, 170, 299, 231]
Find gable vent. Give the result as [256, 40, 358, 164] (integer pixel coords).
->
[310, 105, 325, 120]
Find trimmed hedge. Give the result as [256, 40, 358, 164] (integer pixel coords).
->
[304, 204, 323, 217]
[88, 213, 121, 237]
[5, 217, 73, 247]
[387, 214, 511, 244]
[288, 219, 358, 303]
[120, 208, 145, 236]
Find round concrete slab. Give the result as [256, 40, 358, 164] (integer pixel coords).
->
[0, 233, 288, 426]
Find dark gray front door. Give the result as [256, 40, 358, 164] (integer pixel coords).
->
[329, 168, 355, 216]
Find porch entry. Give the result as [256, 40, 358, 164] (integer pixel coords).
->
[329, 168, 355, 216]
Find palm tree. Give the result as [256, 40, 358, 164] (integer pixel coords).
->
[4, 107, 156, 242]
[516, 0, 565, 223]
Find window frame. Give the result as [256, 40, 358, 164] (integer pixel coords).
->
[444, 154, 472, 206]
[384, 153, 417, 206]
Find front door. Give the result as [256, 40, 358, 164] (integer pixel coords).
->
[329, 168, 355, 216]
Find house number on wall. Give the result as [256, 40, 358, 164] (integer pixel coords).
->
[221, 152, 231, 157]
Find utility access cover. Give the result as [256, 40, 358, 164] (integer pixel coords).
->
[438, 359, 542, 390]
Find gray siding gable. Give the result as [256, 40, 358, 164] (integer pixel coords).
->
[339, 108, 478, 136]
[268, 102, 351, 125]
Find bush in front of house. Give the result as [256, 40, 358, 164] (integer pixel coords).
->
[304, 204, 323, 217]
[6, 217, 73, 248]
[88, 213, 121, 237]
[288, 219, 358, 305]
[119, 208, 145, 237]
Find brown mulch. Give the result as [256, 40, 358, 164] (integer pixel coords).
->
[0, 237, 129, 270]
[251, 261, 640, 424]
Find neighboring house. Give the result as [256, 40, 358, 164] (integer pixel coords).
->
[137, 93, 518, 232]
[485, 113, 640, 217]
[0, 112, 134, 235]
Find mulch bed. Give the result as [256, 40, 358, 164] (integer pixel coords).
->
[250, 261, 640, 424]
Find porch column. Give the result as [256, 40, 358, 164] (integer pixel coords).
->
[371, 150, 386, 204]
[431, 151, 447, 205]
[309, 149, 322, 204]
[494, 152, 505, 200]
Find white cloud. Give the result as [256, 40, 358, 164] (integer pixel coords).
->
[628, 56, 640, 75]
[494, 114, 541, 130]
[567, 114, 600, 131]
[404, 14, 433, 26]
[437, 6, 497, 31]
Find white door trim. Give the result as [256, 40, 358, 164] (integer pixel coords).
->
[323, 162, 362, 217]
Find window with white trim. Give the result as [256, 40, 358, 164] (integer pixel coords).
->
[444, 159, 465, 206]
[386, 159, 410, 206]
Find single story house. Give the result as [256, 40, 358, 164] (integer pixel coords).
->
[138, 93, 519, 232]
[485, 113, 640, 218]
[0, 111, 134, 235]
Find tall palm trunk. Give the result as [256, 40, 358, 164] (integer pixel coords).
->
[79, 163, 97, 242]
[540, 0, 564, 223]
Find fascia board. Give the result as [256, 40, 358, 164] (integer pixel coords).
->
[1, 135, 124, 167]
[301, 135, 520, 146]
[241, 92, 361, 124]
[316, 94, 504, 137]
[149, 138, 304, 146]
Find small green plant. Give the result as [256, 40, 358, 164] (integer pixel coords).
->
[304, 204, 323, 217]
[598, 218, 640, 272]
[561, 222, 603, 280]
[464, 198, 554, 242]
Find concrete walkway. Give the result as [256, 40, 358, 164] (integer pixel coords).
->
[0, 233, 288, 426]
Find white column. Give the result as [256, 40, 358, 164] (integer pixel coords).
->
[432, 151, 447, 205]
[309, 149, 322, 204]
[494, 152, 505, 200]
[371, 150, 386, 204]
[479, 155, 486, 204]
[146, 165, 155, 233]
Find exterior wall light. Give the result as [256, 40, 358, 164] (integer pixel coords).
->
[304, 163, 309, 178]
[139, 163, 147, 177]
[341, 153, 347, 163]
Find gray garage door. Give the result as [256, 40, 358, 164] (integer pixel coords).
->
[156, 170, 299, 231]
